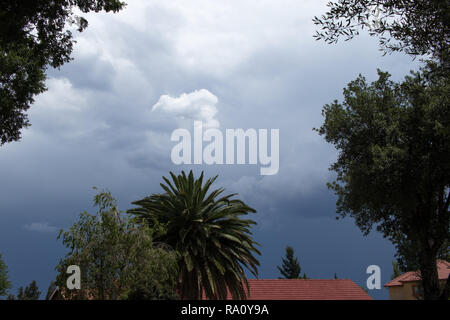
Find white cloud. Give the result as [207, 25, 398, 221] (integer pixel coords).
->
[152, 89, 220, 128]
[24, 222, 59, 234]
[74, 0, 328, 78]
[156, 0, 327, 77]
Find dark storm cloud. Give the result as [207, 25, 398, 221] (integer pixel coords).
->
[48, 54, 116, 92]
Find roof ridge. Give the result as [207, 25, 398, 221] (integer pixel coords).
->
[247, 278, 353, 281]
[437, 259, 450, 268]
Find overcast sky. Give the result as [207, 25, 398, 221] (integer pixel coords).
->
[0, 0, 420, 299]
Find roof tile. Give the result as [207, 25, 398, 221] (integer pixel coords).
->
[205, 279, 373, 300]
[384, 260, 450, 287]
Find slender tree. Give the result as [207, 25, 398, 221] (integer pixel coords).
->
[128, 170, 260, 300]
[277, 246, 302, 279]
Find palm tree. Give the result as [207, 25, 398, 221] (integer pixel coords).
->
[128, 170, 260, 300]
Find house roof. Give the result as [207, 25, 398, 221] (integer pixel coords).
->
[220, 279, 373, 300]
[49, 278, 373, 300]
[384, 260, 450, 287]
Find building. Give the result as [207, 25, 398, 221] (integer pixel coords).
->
[206, 279, 372, 300]
[384, 260, 450, 300]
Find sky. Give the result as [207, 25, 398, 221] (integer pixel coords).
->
[0, 0, 422, 299]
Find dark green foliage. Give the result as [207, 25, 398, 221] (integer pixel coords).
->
[128, 170, 260, 300]
[316, 63, 449, 299]
[0, 253, 11, 297]
[313, 0, 449, 68]
[120, 244, 179, 300]
[8, 280, 42, 300]
[17, 280, 41, 300]
[393, 232, 449, 273]
[0, 0, 126, 145]
[277, 246, 302, 279]
[126, 282, 179, 300]
[391, 261, 402, 280]
[56, 188, 178, 300]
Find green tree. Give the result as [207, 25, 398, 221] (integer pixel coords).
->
[8, 280, 42, 300]
[0, 0, 126, 145]
[0, 253, 11, 297]
[128, 170, 260, 300]
[392, 232, 449, 272]
[277, 246, 302, 279]
[17, 280, 41, 300]
[316, 63, 449, 300]
[121, 242, 179, 300]
[313, 0, 449, 68]
[56, 188, 178, 300]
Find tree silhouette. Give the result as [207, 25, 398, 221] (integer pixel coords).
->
[277, 246, 303, 279]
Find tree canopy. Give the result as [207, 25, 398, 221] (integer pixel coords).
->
[313, 0, 449, 68]
[7, 280, 41, 300]
[316, 63, 449, 299]
[56, 188, 178, 300]
[17, 280, 41, 300]
[128, 170, 260, 300]
[392, 231, 449, 273]
[0, 0, 126, 145]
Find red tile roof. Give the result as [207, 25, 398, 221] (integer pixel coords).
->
[214, 279, 373, 300]
[384, 260, 450, 287]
